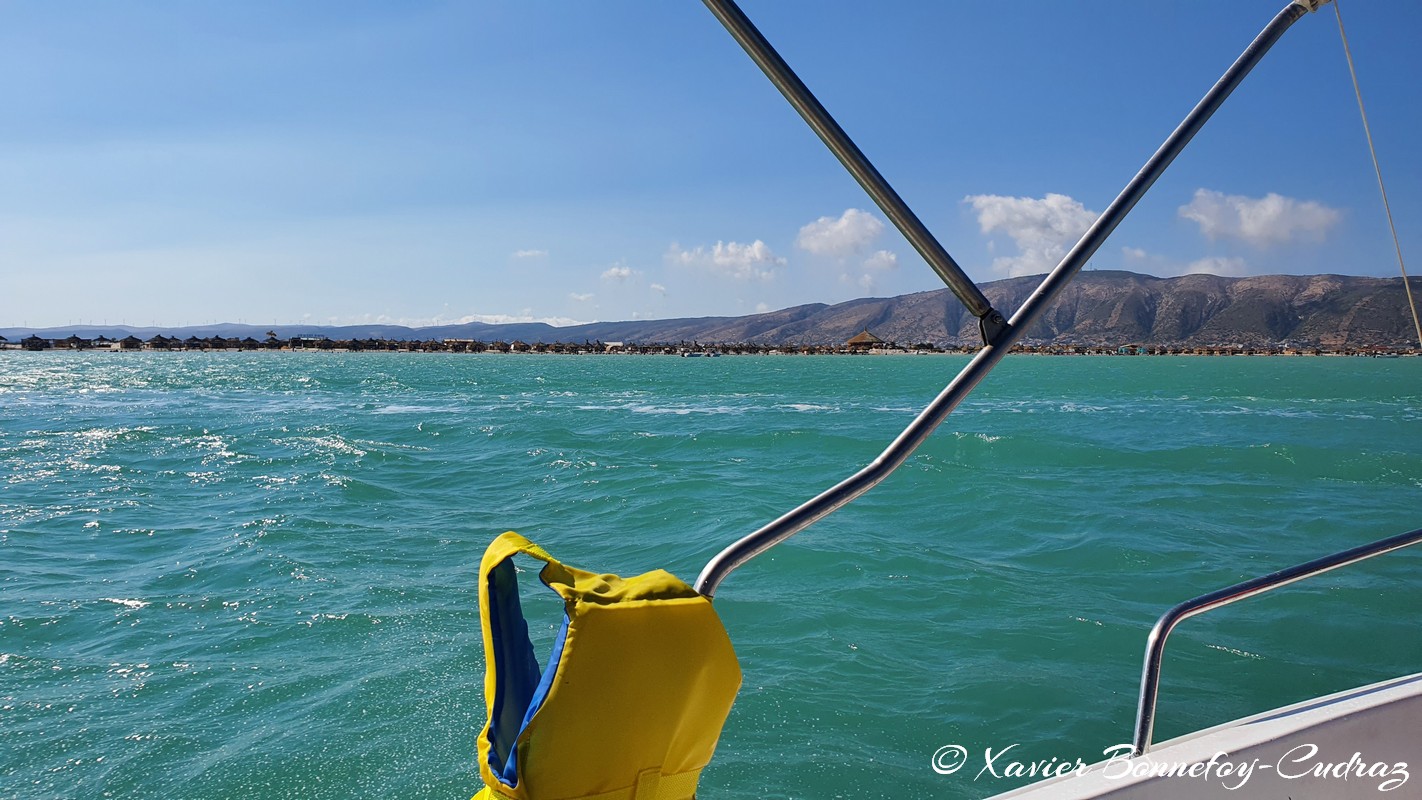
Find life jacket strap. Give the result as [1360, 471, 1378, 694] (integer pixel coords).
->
[474, 767, 703, 800]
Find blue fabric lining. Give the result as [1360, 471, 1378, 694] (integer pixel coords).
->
[500, 613, 570, 785]
[485, 557, 541, 785]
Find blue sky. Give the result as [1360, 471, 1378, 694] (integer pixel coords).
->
[3, 1, 1419, 329]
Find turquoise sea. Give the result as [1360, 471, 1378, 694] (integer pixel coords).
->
[3, 352, 1420, 799]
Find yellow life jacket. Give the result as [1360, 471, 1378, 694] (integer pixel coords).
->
[473, 532, 741, 800]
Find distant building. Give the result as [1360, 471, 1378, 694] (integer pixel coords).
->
[845, 330, 884, 352]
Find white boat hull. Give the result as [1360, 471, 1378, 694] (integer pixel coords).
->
[990, 672, 1421, 798]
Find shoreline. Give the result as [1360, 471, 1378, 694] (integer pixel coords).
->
[7, 332, 1418, 358]
[4, 344, 1416, 358]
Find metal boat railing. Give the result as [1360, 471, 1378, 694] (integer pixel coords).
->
[1132, 526, 1422, 756]
[693, 0, 1327, 598]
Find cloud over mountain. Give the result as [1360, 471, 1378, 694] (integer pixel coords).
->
[965, 193, 1098, 277]
[795, 208, 885, 257]
[601, 264, 637, 281]
[667, 240, 785, 281]
[1178, 189, 1340, 247]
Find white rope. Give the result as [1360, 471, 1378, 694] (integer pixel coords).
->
[1334, 0, 1422, 349]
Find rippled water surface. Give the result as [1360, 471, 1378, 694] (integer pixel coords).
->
[2, 352, 1419, 798]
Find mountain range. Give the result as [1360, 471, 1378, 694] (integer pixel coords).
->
[5, 271, 1419, 348]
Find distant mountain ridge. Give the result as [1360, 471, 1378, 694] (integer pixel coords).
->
[5, 271, 1419, 348]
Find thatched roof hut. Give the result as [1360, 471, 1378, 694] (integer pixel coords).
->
[845, 329, 884, 351]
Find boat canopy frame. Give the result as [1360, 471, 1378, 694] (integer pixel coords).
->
[695, 0, 1329, 598]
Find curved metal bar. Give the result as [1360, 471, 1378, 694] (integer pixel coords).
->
[700, 0, 1002, 336]
[694, 1, 1311, 598]
[1132, 526, 1422, 756]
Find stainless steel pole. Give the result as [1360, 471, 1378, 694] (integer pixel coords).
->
[696, 1, 1314, 598]
[701, 0, 1008, 343]
[1132, 526, 1422, 755]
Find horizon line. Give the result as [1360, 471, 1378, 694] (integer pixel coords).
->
[5, 269, 1417, 333]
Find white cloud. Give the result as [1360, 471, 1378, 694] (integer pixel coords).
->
[323, 310, 588, 327]
[1119, 245, 1249, 278]
[1120, 245, 1173, 274]
[512, 249, 548, 259]
[667, 240, 784, 281]
[965, 193, 1098, 277]
[569, 292, 594, 302]
[464, 313, 587, 327]
[1178, 189, 1340, 247]
[863, 249, 897, 271]
[755, 302, 770, 313]
[649, 283, 666, 295]
[1184, 256, 1249, 277]
[796, 208, 885, 257]
[842, 250, 899, 295]
[601, 264, 637, 281]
